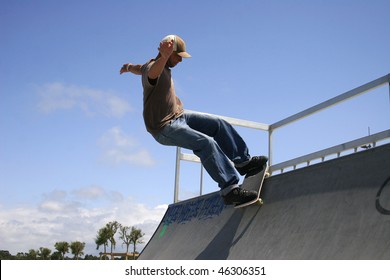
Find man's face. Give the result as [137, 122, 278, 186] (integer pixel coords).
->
[167, 52, 183, 68]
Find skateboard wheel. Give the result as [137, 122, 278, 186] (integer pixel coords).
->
[258, 198, 263, 205]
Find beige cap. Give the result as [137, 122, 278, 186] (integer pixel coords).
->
[161, 35, 191, 58]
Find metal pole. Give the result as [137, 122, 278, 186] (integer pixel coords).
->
[200, 166, 204, 196]
[174, 147, 181, 203]
[268, 128, 273, 169]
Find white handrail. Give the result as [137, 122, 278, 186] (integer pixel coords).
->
[184, 109, 269, 131]
[270, 74, 390, 130]
[269, 130, 390, 174]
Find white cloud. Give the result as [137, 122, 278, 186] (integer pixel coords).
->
[98, 126, 156, 166]
[36, 82, 132, 118]
[72, 186, 107, 200]
[0, 187, 167, 256]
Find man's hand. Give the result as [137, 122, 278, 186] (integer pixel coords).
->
[120, 63, 130, 75]
[158, 40, 174, 59]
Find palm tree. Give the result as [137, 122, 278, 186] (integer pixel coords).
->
[106, 221, 121, 259]
[54, 241, 69, 260]
[95, 227, 110, 259]
[130, 227, 144, 260]
[70, 241, 85, 260]
[119, 225, 132, 255]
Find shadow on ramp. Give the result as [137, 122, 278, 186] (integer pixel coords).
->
[196, 206, 262, 259]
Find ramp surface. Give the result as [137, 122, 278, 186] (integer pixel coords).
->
[140, 144, 390, 259]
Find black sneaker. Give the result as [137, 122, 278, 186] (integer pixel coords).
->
[235, 156, 268, 176]
[222, 187, 258, 206]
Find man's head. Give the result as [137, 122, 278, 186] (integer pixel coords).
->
[161, 35, 191, 68]
[161, 35, 191, 58]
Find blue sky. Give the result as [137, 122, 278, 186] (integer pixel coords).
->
[1, 0, 389, 256]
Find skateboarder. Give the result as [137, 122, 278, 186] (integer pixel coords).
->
[120, 34, 268, 206]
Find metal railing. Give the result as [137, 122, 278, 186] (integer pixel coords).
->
[173, 74, 390, 202]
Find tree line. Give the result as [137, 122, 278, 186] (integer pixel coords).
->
[0, 220, 144, 260]
[0, 242, 87, 260]
[95, 221, 144, 260]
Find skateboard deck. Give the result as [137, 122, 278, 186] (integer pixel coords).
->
[234, 163, 269, 209]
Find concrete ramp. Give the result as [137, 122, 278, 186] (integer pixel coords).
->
[140, 144, 390, 259]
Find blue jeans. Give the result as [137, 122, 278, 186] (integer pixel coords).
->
[152, 111, 251, 195]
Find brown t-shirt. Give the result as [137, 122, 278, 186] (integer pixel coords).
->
[141, 59, 184, 136]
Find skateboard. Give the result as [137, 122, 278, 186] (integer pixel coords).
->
[234, 163, 269, 208]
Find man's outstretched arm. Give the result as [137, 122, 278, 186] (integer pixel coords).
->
[120, 63, 143, 75]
